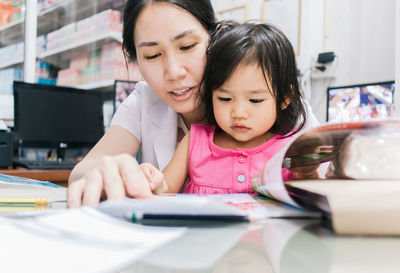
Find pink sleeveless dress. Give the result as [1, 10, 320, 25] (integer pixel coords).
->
[183, 124, 294, 194]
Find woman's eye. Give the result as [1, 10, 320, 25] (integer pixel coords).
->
[181, 44, 196, 51]
[145, 53, 161, 60]
[249, 99, 264, 103]
[218, 97, 231, 102]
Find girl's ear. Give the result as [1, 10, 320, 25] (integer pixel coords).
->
[281, 96, 291, 110]
[281, 84, 295, 110]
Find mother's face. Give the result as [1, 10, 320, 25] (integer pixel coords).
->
[134, 2, 209, 114]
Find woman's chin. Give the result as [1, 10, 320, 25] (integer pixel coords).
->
[167, 96, 202, 114]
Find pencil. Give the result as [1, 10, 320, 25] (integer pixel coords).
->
[0, 206, 47, 211]
[0, 198, 52, 206]
[125, 211, 249, 225]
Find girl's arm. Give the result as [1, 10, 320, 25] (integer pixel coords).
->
[162, 133, 191, 193]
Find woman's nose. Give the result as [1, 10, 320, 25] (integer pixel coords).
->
[164, 53, 186, 81]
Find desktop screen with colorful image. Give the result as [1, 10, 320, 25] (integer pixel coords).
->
[327, 81, 395, 122]
[113, 80, 137, 113]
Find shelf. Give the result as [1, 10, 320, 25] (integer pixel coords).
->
[0, 18, 24, 33]
[0, 0, 73, 44]
[0, 57, 24, 70]
[0, 31, 121, 70]
[0, 94, 14, 120]
[77, 79, 115, 90]
[0, 0, 97, 34]
[0, 0, 123, 46]
[39, 31, 122, 60]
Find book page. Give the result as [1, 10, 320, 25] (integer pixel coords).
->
[0, 207, 185, 273]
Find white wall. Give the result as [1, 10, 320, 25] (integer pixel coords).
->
[211, 0, 264, 21]
[309, 0, 395, 121]
[211, 0, 396, 122]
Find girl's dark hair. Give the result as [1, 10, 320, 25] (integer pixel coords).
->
[122, 0, 216, 62]
[200, 21, 307, 138]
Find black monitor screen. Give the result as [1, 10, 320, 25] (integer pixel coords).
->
[327, 81, 395, 122]
[13, 81, 104, 148]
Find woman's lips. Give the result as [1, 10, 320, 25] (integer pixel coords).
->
[169, 87, 194, 102]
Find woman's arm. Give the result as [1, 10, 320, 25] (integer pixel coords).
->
[69, 126, 140, 181]
[162, 133, 190, 193]
[68, 126, 153, 208]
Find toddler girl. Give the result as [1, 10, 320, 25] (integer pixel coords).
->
[142, 22, 308, 194]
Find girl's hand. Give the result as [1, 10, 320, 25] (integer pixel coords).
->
[67, 154, 154, 208]
[139, 162, 169, 194]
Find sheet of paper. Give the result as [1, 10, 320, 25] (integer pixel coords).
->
[0, 207, 186, 273]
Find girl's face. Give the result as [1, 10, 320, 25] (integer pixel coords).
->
[212, 63, 278, 147]
[134, 3, 209, 114]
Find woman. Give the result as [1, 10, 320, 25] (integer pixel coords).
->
[68, 0, 319, 207]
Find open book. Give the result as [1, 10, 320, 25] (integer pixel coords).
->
[251, 119, 400, 235]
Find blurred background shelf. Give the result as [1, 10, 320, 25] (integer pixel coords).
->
[39, 31, 122, 66]
[77, 79, 115, 91]
[0, 0, 125, 46]
[0, 58, 24, 70]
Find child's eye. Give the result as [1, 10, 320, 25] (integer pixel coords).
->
[180, 43, 196, 51]
[249, 99, 264, 103]
[145, 53, 161, 60]
[218, 97, 231, 102]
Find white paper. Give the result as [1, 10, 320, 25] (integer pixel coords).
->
[0, 207, 185, 273]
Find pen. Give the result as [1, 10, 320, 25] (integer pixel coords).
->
[0, 198, 65, 207]
[125, 211, 249, 225]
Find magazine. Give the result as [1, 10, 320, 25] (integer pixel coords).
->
[251, 119, 400, 235]
[98, 193, 319, 227]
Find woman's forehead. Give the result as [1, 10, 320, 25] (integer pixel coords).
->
[134, 3, 207, 45]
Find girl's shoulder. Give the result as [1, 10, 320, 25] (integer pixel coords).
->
[189, 124, 215, 150]
[190, 124, 215, 137]
[190, 124, 214, 131]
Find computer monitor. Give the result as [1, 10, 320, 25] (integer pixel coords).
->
[13, 81, 104, 154]
[113, 80, 137, 113]
[327, 81, 395, 122]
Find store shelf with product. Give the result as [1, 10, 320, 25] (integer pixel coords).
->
[0, 0, 135, 123]
[0, 0, 125, 45]
[0, 17, 24, 33]
[39, 31, 122, 62]
[0, 0, 136, 91]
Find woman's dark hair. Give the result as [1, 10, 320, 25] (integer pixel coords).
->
[200, 21, 307, 138]
[122, 0, 216, 62]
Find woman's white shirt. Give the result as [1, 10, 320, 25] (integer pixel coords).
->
[110, 81, 179, 171]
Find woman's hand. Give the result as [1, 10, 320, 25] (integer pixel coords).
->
[139, 162, 169, 194]
[67, 153, 154, 208]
